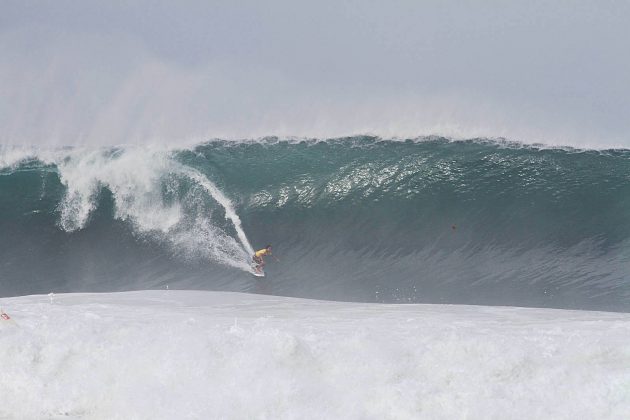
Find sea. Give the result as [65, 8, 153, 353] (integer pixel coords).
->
[1, 136, 630, 418]
[2, 136, 630, 311]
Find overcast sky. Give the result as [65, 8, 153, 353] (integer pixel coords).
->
[1, 1, 629, 147]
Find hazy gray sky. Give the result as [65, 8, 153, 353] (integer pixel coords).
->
[1, 1, 629, 147]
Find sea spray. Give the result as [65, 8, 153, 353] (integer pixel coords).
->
[54, 147, 253, 271]
[178, 165, 255, 257]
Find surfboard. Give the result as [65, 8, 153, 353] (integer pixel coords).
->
[251, 264, 265, 277]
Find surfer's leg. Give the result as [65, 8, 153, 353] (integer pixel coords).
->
[252, 256, 263, 273]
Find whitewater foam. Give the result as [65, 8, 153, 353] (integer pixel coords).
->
[54, 147, 253, 271]
[179, 165, 254, 257]
[1, 290, 629, 419]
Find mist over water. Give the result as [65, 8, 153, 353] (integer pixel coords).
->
[2, 137, 630, 312]
[2, 1, 630, 148]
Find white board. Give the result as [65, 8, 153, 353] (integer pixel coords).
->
[251, 264, 265, 277]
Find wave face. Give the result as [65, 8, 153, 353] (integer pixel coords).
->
[2, 137, 630, 311]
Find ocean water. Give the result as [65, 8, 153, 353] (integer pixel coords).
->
[2, 137, 630, 311]
[2, 137, 630, 418]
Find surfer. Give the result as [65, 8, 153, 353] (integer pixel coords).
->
[253, 245, 273, 274]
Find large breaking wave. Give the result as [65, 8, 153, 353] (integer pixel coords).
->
[2, 137, 630, 311]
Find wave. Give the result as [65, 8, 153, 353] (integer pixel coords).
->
[2, 137, 630, 311]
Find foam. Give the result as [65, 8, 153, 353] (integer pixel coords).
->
[54, 147, 254, 271]
[0, 145, 39, 169]
[179, 165, 254, 257]
[1, 290, 629, 419]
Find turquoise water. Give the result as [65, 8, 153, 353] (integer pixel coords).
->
[2, 137, 630, 311]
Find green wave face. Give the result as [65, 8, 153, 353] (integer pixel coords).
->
[2, 137, 630, 311]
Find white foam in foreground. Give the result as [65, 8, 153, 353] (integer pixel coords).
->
[1, 291, 629, 419]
